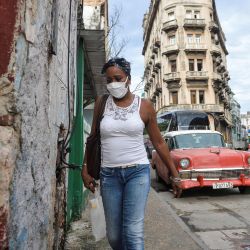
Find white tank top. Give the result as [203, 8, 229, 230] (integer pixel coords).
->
[100, 95, 149, 168]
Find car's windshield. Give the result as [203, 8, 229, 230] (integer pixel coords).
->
[174, 133, 225, 149]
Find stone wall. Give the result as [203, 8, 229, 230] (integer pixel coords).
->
[0, 0, 78, 248]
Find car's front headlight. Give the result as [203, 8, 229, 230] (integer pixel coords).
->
[180, 158, 190, 169]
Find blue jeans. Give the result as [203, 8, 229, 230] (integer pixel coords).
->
[100, 164, 150, 250]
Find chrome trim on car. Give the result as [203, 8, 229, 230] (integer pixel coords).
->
[179, 168, 250, 180]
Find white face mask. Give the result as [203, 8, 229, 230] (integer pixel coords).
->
[106, 77, 128, 99]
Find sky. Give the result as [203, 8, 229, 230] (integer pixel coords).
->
[108, 0, 250, 114]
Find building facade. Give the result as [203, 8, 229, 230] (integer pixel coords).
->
[230, 98, 248, 149]
[241, 112, 250, 144]
[142, 0, 233, 142]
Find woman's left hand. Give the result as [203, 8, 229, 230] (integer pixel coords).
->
[172, 182, 182, 198]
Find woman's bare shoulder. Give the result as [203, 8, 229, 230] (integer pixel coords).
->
[141, 98, 154, 112]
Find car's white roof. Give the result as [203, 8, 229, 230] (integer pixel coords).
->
[164, 130, 222, 137]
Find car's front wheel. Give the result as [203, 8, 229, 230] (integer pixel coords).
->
[155, 168, 163, 183]
[238, 186, 250, 194]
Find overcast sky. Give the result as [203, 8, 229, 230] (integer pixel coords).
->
[108, 0, 250, 114]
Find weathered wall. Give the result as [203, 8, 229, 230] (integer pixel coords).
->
[0, 0, 78, 248]
[0, 1, 20, 248]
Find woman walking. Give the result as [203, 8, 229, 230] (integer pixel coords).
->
[82, 57, 182, 250]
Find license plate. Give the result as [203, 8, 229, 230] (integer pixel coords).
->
[212, 182, 233, 189]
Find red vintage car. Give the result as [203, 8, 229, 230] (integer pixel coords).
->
[152, 130, 250, 193]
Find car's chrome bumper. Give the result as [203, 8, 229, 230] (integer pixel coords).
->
[179, 175, 250, 189]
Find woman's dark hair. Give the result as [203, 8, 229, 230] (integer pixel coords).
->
[101, 57, 131, 79]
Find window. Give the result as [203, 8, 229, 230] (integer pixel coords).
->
[186, 10, 201, 19]
[195, 34, 201, 43]
[168, 12, 175, 20]
[187, 34, 193, 43]
[171, 91, 178, 104]
[197, 59, 203, 71]
[189, 59, 194, 71]
[186, 10, 192, 18]
[194, 11, 200, 19]
[170, 59, 177, 72]
[169, 35, 176, 45]
[199, 90, 205, 104]
[191, 90, 196, 104]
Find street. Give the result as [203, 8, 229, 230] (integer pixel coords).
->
[151, 169, 250, 250]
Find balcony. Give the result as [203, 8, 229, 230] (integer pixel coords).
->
[164, 72, 181, 82]
[150, 54, 155, 59]
[164, 104, 224, 113]
[156, 83, 162, 93]
[145, 81, 151, 88]
[217, 63, 226, 73]
[209, 21, 219, 32]
[212, 72, 222, 82]
[166, 82, 181, 89]
[154, 40, 161, 48]
[186, 71, 208, 81]
[183, 18, 206, 29]
[215, 57, 222, 66]
[150, 94, 156, 103]
[162, 19, 178, 32]
[155, 61, 161, 68]
[162, 44, 179, 56]
[185, 43, 207, 53]
[153, 65, 159, 73]
[154, 89, 160, 96]
[211, 44, 221, 56]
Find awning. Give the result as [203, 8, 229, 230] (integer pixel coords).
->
[79, 29, 108, 98]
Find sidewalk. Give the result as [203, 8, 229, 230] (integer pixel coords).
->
[65, 188, 204, 250]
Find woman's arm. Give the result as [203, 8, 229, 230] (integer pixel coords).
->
[140, 99, 182, 197]
[81, 96, 101, 192]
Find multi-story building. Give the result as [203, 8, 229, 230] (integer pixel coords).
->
[241, 112, 250, 130]
[230, 98, 247, 149]
[142, 0, 233, 142]
[241, 112, 250, 144]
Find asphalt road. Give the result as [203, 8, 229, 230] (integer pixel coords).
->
[151, 168, 250, 250]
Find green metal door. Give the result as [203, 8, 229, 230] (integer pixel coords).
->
[67, 38, 85, 224]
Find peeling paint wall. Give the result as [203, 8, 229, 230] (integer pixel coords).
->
[0, 0, 78, 248]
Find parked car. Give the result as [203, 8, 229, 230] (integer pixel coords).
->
[151, 130, 250, 194]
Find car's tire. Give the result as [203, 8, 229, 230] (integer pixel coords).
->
[238, 186, 250, 194]
[146, 147, 151, 159]
[155, 168, 163, 183]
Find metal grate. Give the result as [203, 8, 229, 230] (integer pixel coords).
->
[180, 169, 250, 180]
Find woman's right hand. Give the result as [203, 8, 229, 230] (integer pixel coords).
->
[172, 182, 182, 198]
[81, 167, 97, 193]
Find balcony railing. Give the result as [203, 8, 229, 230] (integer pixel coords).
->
[164, 72, 181, 82]
[211, 44, 221, 56]
[156, 83, 162, 93]
[209, 21, 219, 32]
[162, 44, 179, 55]
[212, 72, 222, 82]
[184, 18, 206, 28]
[162, 19, 178, 32]
[164, 104, 224, 113]
[186, 71, 208, 80]
[185, 43, 207, 52]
